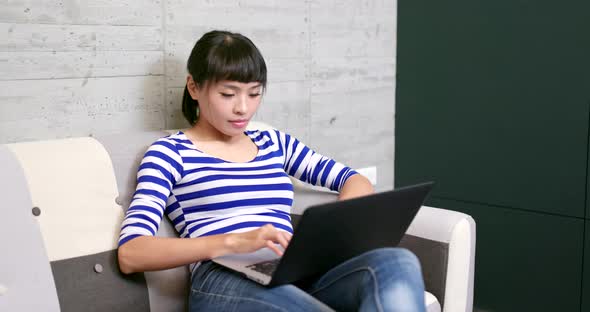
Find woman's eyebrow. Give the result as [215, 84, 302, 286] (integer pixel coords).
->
[220, 83, 262, 90]
[220, 84, 240, 91]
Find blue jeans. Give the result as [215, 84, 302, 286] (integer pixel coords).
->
[189, 248, 426, 312]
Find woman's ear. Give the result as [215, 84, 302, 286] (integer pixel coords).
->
[186, 75, 200, 100]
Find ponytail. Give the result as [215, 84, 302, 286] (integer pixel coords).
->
[181, 85, 199, 126]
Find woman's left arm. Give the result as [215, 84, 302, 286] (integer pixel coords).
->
[274, 130, 375, 199]
[338, 173, 374, 200]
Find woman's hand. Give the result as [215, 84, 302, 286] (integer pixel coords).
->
[226, 224, 292, 256]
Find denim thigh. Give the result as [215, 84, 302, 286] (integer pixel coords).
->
[189, 261, 333, 312]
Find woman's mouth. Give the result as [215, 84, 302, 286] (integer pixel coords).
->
[229, 119, 249, 128]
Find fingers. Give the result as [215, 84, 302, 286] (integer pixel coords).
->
[266, 240, 284, 256]
[275, 231, 290, 250]
[282, 231, 293, 243]
[259, 224, 292, 256]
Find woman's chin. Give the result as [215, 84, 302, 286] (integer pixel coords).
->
[219, 126, 246, 138]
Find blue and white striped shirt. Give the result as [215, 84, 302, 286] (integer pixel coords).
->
[118, 129, 358, 247]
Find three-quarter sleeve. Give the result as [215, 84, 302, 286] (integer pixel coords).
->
[118, 139, 184, 246]
[273, 130, 358, 192]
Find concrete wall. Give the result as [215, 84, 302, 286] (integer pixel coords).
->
[0, 0, 396, 190]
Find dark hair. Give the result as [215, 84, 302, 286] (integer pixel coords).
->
[182, 30, 267, 125]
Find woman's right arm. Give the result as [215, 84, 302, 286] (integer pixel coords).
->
[118, 235, 229, 274]
[118, 224, 291, 274]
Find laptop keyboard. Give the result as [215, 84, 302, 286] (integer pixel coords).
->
[246, 258, 280, 276]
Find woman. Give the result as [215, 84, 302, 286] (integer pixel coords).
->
[118, 30, 426, 312]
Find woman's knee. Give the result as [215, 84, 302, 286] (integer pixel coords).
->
[368, 248, 426, 311]
[363, 247, 421, 271]
[362, 248, 424, 289]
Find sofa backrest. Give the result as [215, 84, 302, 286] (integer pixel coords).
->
[2, 138, 150, 311]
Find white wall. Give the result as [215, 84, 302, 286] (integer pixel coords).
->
[0, 0, 396, 190]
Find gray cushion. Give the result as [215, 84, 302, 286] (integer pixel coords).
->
[399, 234, 449, 307]
[50, 249, 149, 312]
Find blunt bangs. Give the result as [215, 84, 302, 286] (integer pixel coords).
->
[205, 37, 267, 88]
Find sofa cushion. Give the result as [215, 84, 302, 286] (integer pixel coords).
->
[6, 138, 123, 261]
[51, 249, 149, 312]
[399, 234, 448, 308]
[5, 138, 150, 311]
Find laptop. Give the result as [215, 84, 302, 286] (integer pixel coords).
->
[211, 181, 434, 287]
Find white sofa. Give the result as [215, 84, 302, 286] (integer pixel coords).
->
[0, 122, 475, 312]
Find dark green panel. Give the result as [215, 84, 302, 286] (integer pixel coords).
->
[588, 132, 590, 219]
[396, 0, 590, 217]
[583, 222, 590, 311]
[427, 197, 584, 312]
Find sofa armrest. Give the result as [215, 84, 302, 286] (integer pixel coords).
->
[402, 206, 476, 312]
[291, 180, 339, 214]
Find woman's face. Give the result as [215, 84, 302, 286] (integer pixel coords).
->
[188, 78, 263, 137]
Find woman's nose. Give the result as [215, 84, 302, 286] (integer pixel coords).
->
[233, 96, 248, 115]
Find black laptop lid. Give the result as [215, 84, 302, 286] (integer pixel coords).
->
[269, 181, 435, 286]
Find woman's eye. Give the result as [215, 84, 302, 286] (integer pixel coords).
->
[220, 93, 234, 98]
[249, 93, 261, 97]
